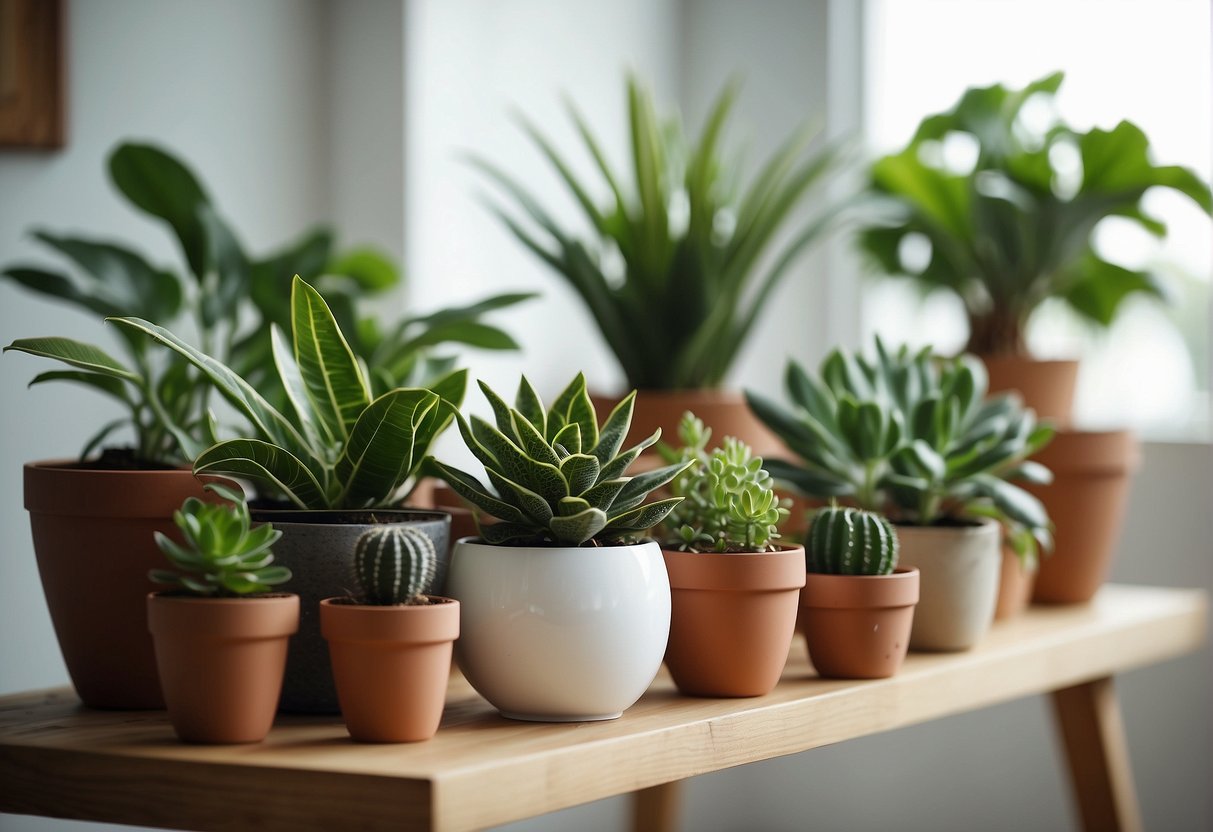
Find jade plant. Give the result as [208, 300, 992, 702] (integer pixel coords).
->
[350, 526, 438, 606]
[746, 338, 1054, 563]
[806, 504, 898, 576]
[473, 75, 842, 390]
[110, 276, 462, 510]
[858, 72, 1213, 356]
[427, 374, 691, 546]
[150, 483, 290, 597]
[657, 412, 788, 553]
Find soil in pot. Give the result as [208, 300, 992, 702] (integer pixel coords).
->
[800, 567, 919, 679]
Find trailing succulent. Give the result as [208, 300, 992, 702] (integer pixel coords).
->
[427, 374, 691, 547]
[658, 412, 788, 553]
[806, 504, 898, 576]
[150, 483, 291, 597]
[746, 338, 1054, 562]
[350, 526, 438, 606]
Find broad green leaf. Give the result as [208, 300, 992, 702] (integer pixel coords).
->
[29, 370, 131, 404]
[549, 506, 609, 545]
[487, 469, 554, 526]
[290, 276, 370, 440]
[327, 246, 400, 293]
[270, 323, 323, 449]
[593, 392, 636, 466]
[194, 439, 327, 509]
[560, 453, 600, 496]
[334, 389, 440, 508]
[602, 497, 683, 535]
[5, 337, 139, 382]
[427, 459, 529, 525]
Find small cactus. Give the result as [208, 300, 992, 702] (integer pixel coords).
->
[352, 525, 437, 605]
[807, 505, 898, 576]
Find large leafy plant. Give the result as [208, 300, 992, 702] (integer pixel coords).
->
[474, 75, 841, 390]
[427, 374, 690, 546]
[746, 339, 1054, 563]
[858, 72, 1213, 356]
[111, 276, 462, 510]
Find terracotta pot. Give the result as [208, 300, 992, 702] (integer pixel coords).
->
[662, 546, 806, 697]
[1028, 429, 1140, 604]
[147, 593, 299, 743]
[800, 567, 919, 679]
[248, 509, 450, 713]
[321, 597, 459, 743]
[590, 388, 788, 459]
[23, 461, 220, 709]
[980, 355, 1079, 426]
[994, 546, 1036, 620]
[896, 519, 1001, 651]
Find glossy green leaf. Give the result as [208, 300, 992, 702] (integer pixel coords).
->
[290, 276, 370, 441]
[194, 439, 327, 509]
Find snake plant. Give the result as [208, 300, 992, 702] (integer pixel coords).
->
[428, 374, 690, 546]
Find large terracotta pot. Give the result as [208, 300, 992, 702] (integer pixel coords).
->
[590, 389, 788, 459]
[23, 461, 217, 709]
[321, 596, 459, 743]
[147, 593, 299, 743]
[980, 355, 1079, 426]
[249, 509, 450, 713]
[449, 538, 670, 722]
[896, 519, 1001, 651]
[661, 546, 805, 697]
[994, 546, 1036, 620]
[800, 567, 919, 679]
[1028, 430, 1139, 604]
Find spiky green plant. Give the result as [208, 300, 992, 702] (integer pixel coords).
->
[150, 483, 290, 597]
[806, 505, 898, 576]
[351, 526, 437, 606]
[427, 374, 691, 546]
[658, 412, 788, 553]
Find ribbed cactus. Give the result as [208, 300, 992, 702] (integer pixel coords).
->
[352, 525, 437, 605]
[807, 505, 899, 576]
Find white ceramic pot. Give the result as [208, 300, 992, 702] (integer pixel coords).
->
[896, 519, 1001, 651]
[448, 538, 671, 722]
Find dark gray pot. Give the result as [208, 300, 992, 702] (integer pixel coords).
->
[250, 508, 451, 713]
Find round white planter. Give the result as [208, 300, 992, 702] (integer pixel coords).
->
[448, 538, 671, 722]
[896, 519, 1001, 651]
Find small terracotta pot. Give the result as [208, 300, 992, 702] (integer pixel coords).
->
[24, 461, 220, 709]
[994, 546, 1036, 620]
[321, 597, 459, 743]
[1028, 429, 1140, 604]
[147, 593, 299, 744]
[662, 546, 806, 697]
[800, 567, 919, 679]
[980, 355, 1079, 426]
[896, 519, 1001, 651]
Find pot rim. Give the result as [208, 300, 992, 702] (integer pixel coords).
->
[247, 508, 451, 527]
[452, 536, 660, 553]
[801, 566, 920, 609]
[147, 591, 300, 638]
[893, 516, 1001, 540]
[661, 544, 807, 592]
[319, 595, 460, 643]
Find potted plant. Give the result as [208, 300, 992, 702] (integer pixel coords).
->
[147, 484, 298, 744]
[747, 339, 1053, 649]
[473, 75, 842, 456]
[111, 276, 460, 712]
[321, 525, 459, 743]
[428, 374, 689, 721]
[654, 412, 803, 697]
[800, 504, 918, 678]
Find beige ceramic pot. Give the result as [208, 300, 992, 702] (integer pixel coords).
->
[896, 519, 1001, 651]
[800, 567, 919, 679]
[994, 546, 1036, 620]
[980, 355, 1079, 426]
[662, 546, 805, 697]
[321, 597, 459, 743]
[147, 593, 299, 744]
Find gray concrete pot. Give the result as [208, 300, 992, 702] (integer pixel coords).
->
[250, 508, 451, 713]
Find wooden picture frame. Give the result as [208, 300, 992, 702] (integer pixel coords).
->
[0, 0, 65, 149]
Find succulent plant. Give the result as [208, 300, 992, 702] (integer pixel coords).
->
[351, 526, 437, 606]
[427, 374, 691, 547]
[150, 483, 290, 597]
[658, 412, 788, 553]
[806, 505, 898, 576]
[746, 338, 1055, 563]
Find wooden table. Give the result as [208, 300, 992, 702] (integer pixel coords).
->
[0, 584, 1205, 832]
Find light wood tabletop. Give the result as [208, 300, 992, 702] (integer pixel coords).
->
[0, 584, 1205, 832]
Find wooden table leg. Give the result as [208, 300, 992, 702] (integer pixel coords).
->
[631, 781, 683, 832]
[1050, 677, 1143, 832]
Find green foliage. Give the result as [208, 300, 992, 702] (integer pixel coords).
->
[3, 142, 532, 464]
[657, 412, 788, 552]
[351, 525, 438, 606]
[111, 277, 463, 510]
[427, 374, 690, 547]
[858, 72, 1213, 356]
[150, 483, 290, 597]
[472, 75, 842, 390]
[746, 338, 1055, 563]
[806, 504, 898, 576]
